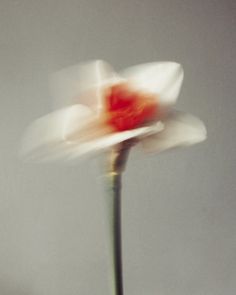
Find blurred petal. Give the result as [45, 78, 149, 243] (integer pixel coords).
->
[21, 116, 163, 162]
[51, 60, 115, 110]
[141, 111, 207, 153]
[67, 122, 164, 160]
[121, 62, 184, 107]
[21, 104, 93, 161]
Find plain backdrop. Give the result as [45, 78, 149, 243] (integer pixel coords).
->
[0, 0, 235, 294]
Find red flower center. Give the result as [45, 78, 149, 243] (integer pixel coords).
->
[104, 83, 159, 131]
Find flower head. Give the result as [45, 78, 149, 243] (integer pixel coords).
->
[22, 60, 206, 161]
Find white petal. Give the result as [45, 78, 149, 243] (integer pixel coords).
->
[21, 104, 93, 161]
[67, 122, 164, 160]
[21, 117, 164, 162]
[141, 111, 207, 153]
[51, 60, 115, 110]
[121, 62, 184, 107]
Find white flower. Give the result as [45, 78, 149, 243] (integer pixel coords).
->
[22, 60, 206, 162]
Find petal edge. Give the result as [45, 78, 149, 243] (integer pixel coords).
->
[121, 62, 184, 107]
[141, 111, 207, 153]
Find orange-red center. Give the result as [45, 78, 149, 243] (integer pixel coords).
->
[104, 83, 158, 131]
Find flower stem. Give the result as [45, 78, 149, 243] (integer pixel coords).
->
[106, 142, 133, 295]
[108, 171, 123, 295]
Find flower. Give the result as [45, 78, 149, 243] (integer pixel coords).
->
[22, 60, 206, 162]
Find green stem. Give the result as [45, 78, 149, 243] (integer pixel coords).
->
[106, 142, 132, 295]
[108, 171, 123, 295]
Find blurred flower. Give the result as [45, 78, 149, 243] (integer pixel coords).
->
[22, 60, 206, 161]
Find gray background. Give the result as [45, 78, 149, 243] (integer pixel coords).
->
[0, 0, 236, 294]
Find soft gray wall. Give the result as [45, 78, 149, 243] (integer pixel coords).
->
[0, 0, 235, 294]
